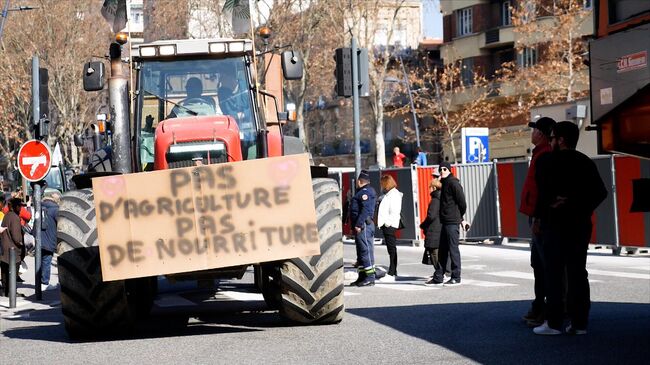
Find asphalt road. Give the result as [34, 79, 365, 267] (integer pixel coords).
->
[1, 242, 649, 365]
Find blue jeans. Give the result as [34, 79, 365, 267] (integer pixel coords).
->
[41, 249, 53, 285]
[355, 223, 375, 278]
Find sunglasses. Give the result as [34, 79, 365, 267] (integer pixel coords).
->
[440, 167, 449, 171]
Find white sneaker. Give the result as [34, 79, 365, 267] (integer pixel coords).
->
[41, 284, 58, 291]
[379, 275, 395, 283]
[565, 324, 587, 335]
[533, 321, 561, 335]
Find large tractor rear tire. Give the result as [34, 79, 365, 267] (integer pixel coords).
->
[266, 178, 344, 324]
[57, 189, 135, 339]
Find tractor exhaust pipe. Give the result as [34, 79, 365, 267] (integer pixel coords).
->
[109, 42, 132, 174]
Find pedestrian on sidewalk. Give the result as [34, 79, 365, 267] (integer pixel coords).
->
[533, 121, 607, 336]
[415, 147, 427, 166]
[41, 191, 60, 291]
[422, 171, 443, 285]
[377, 175, 403, 282]
[520, 116, 556, 327]
[1, 198, 25, 297]
[393, 147, 406, 167]
[431, 162, 467, 286]
[349, 170, 377, 287]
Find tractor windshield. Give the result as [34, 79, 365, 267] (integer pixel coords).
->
[137, 57, 257, 165]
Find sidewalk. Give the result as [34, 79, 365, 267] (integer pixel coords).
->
[0, 255, 61, 316]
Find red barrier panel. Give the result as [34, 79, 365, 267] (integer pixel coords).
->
[416, 166, 436, 238]
[341, 171, 353, 236]
[615, 156, 648, 247]
[497, 163, 519, 238]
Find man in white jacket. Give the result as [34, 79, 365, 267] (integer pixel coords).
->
[377, 175, 403, 282]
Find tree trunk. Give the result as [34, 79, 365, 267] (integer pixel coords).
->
[297, 50, 310, 148]
[375, 92, 386, 168]
[447, 127, 458, 164]
[566, 27, 574, 102]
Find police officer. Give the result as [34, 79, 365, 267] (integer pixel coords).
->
[349, 170, 377, 287]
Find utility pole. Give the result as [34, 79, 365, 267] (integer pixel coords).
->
[32, 56, 43, 300]
[351, 37, 361, 179]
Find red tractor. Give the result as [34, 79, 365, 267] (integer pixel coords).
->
[57, 34, 344, 338]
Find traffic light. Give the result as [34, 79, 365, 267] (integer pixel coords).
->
[357, 48, 369, 97]
[334, 48, 352, 97]
[39, 68, 49, 118]
[35, 67, 49, 139]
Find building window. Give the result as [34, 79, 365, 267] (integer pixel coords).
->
[501, 1, 512, 26]
[517, 47, 538, 68]
[456, 7, 472, 36]
[461, 58, 474, 85]
[584, 0, 592, 9]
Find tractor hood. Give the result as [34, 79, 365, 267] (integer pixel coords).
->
[154, 115, 243, 170]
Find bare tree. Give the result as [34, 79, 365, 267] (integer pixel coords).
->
[144, 0, 190, 41]
[330, 0, 409, 168]
[394, 58, 496, 163]
[266, 0, 344, 149]
[0, 0, 111, 167]
[498, 0, 592, 120]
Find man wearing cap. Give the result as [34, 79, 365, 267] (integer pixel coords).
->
[1, 198, 24, 296]
[349, 170, 377, 286]
[533, 121, 607, 336]
[520, 116, 556, 327]
[431, 162, 466, 286]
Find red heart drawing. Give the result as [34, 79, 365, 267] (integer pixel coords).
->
[269, 159, 299, 186]
[98, 176, 126, 198]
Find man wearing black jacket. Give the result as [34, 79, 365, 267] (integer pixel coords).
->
[432, 161, 467, 286]
[533, 122, 607, 336]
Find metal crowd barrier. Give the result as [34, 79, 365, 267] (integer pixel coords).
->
[328, 155, 649, 253]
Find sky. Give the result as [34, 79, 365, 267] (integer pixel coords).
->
[422, 0, 443, 39]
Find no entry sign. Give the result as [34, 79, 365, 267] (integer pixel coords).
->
[18, 140, 52, 182]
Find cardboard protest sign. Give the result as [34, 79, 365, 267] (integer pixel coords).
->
[92, 154, 320, 281]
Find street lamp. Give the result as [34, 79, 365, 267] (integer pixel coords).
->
[0, 0, 38, 44]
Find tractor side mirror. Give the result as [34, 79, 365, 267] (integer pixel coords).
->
[281, 50, 303, 80]
[83, 61, 105, 91]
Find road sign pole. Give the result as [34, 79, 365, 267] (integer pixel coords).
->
[32, 56, 40, 131]
[351, 37, 361, 179]
[31, 57, 44, 299]
[33, 181, 42, 300]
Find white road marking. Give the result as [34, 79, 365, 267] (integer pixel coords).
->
[219, 291, 265, 302]
[373, 283, 438, 291]
[588, 269, 650, 280]
[344, 291, 361, 296]
[463, 264, 487, 270]
[628, 266, 650, 272]
[488, 270, 602, 283]
[488, 271, 535, 280]
[461, 279, 517, 287]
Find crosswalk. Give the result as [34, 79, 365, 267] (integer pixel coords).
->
[343, 265, 648, 292]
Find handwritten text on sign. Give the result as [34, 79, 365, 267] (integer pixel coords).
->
[93, 154, 320, 281]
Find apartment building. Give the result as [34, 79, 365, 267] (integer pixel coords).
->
[439, 0, 597, 160]
[441, 0, 593, 82]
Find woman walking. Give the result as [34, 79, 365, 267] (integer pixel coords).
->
[422, 174, 444, 286]
[377, 175, 403, 282]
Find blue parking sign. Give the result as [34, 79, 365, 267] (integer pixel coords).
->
[461, 128, 489, 163]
